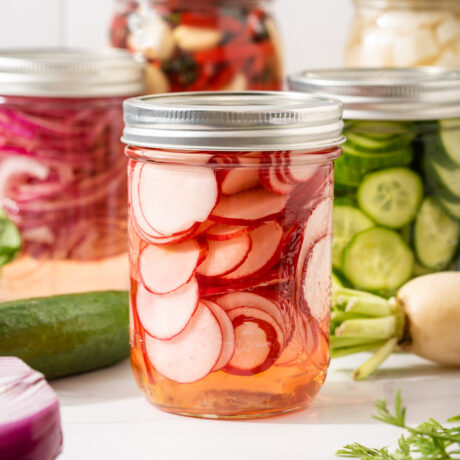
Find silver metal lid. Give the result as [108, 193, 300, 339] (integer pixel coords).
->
[122, 91, 344, 151]
[0, 48, 145, 98]
[288, 68, 460, 120]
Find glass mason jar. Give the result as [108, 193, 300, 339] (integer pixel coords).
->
[122, 92, 343, 418]
[110, 0, 283, 93]
[289, 68, 460, 296]
[0, 49, 144, 300]
[345, 0, 460, 69]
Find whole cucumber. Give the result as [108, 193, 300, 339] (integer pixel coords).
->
[0, 291, 129, 379]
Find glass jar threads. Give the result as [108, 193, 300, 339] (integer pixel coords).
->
[0, 49, 144, 300]
[122, 91, 344, 418]
[110, 0, 283, 93]
[289, 68, 460, 295]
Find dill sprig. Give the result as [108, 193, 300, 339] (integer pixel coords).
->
[337, 391, 460, 459]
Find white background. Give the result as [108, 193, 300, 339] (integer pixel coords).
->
[0, 0, 353, 74]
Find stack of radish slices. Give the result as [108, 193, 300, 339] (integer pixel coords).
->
[129, 151, 333, 384]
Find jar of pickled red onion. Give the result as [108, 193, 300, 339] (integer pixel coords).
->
[110, 0, 283, 93]
[0, 49, 144, 300]
[346, 0, 460, 69]
[122, 91, 343, 418]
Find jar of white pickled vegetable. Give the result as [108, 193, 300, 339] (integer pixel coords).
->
[0, 49, 144, 300]
[345, 0, 460, 69]
[289, 68, 460, 296]
[110, 0, 283, 93]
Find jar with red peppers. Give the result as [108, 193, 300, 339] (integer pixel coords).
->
[110, 0, 283, 93]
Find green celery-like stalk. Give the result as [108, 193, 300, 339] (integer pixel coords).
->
[330, 287, 406, 380]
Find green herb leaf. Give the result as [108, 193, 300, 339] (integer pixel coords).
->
[337, 391, 460, 459]
[0, 211, 21, 268]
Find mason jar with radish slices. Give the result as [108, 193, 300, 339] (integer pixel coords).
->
[289, 68, 460, 297]
[122, 91, 344, 418]
[0, 49, 144, 300]
[110, 0, 283, 93]
[345, 0, 460, 69]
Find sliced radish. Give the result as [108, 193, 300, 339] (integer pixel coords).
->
[198, 266, 289, 297]
[211, 188, 288, 225]
[145, 302, 223, 383]
[205, 223, 249, 241]
[224, 307, 282, 376]
[259, 153, 297, 195]
[302, 235, 332, 322]
[215, 291, 285, 341]
[285, 156, 319, 184]
[136, 277, 199, 340]
[134, 162, 218, 237]
[294, 199, 332, 299]
[219, 221, 283, 281]
[197, 233, 251, 277]
[133, 219, 199, 246]
[139, 240, 201, 294]
[220, 159, 260, 195]
[202, 299, 235, 371]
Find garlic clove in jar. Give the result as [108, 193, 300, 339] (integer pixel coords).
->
[127, 7, 175, 60]
[222, 73, 248, 91]
[435, 48, 460, 69]
[145, 64, 171, 94]
[359, 28, 394, 66]
[435, 15, 460, 47]
[393, 28, 439, 66]
[173, 25, 222, 52]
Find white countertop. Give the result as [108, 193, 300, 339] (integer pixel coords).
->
[52, 353, 460, 460]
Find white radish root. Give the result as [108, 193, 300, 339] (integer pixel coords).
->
[398, 272, 460, 366]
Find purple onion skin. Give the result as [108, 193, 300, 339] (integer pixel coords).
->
[0, 358, 63, 460]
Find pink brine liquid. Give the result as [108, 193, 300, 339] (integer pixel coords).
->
[128, 147, 336, 418]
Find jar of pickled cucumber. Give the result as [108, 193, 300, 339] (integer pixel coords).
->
[110, 0, 283, 93]
[345, 0, 460, 69]
[289, 68, 460, 295]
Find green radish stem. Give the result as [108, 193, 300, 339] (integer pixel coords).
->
[331, 286, 405, 379]
[331, 272, 460, 379]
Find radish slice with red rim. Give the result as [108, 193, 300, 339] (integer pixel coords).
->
[205, 223, 249, 241]
[215, 291, 286, 339]
[139, 240, 202, 294]
[197, 233, 251, 277]
[220, 158, 260, 195]
[134, 162, 218, 237]
[145, 302, 223, 384]
[211, 188, 288, 225]
[295, 199, 332, 301]
[202, 299, 235, 371]
[224, 307, 282, 376]
[137, 277, 199, 340]
[302, 234, 332, 322]
[219, 221, 283, 282]
[259, 153, 297, 195]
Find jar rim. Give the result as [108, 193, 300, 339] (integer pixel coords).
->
[288, 67, 460, 121]
[0, 48, 145, 98]
[122, 91, 345, 151]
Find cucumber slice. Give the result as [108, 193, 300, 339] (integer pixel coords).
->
[414, 197, 460, 270]
[347, 132, 413, 153]
[426, 154, 460, 199]
[342, 228, 414, 293]
[332, 205, 375, 270]
[346, 121, 415, 140]
[331, 272, 343, 291]
[334, 144, 414, 187]
[439, 119, 460, 165]
[357, 168, 423, 229]
[436, 190, 460, 220]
